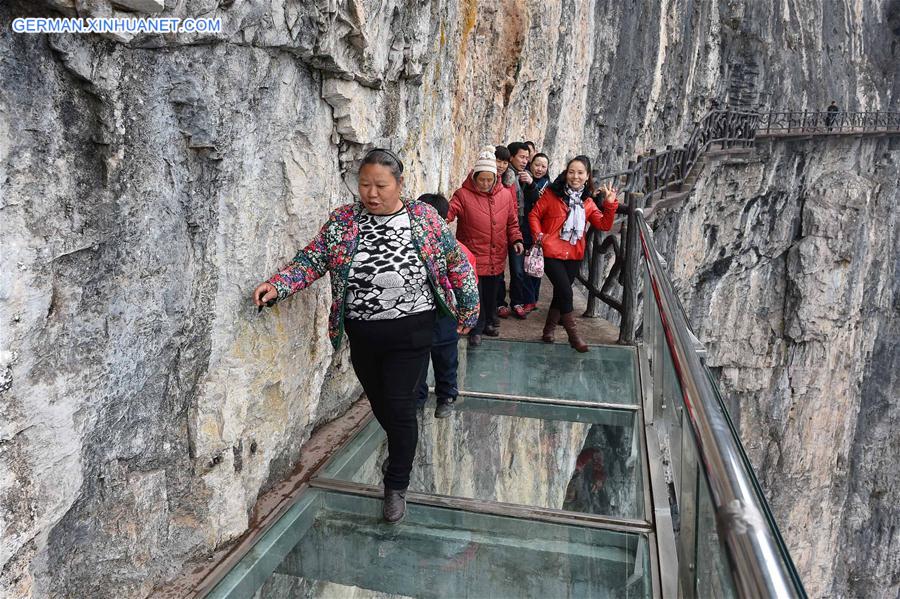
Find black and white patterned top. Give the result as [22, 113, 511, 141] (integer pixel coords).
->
[344, 208, 435, 320]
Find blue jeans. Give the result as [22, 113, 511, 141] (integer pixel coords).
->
[523, 274, 541, 305]
[507, 249, 526, 307]
[416, 315, 459, 406]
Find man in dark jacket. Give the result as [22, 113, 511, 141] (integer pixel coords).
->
[496, 141, 534, 320]
[826, 101, 839, 131]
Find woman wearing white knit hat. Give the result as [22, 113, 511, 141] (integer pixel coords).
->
[448, 146, 524, 346]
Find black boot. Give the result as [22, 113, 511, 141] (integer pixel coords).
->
[434, 397, 455, 418]
[383, 488, 407, 523]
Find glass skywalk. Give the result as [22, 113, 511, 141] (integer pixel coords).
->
[206, 338, 652, 599]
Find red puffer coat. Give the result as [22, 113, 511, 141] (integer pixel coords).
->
[448, 172, 523, 276]
[529, 187, 618, 261]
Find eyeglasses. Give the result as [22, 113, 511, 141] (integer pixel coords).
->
[364, 147, 404, 173]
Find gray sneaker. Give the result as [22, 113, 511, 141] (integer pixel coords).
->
[383, 489, 407, 523]
[434, 398, 455, 419]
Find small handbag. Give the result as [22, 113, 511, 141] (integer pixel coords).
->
[524, 244, 545, 278]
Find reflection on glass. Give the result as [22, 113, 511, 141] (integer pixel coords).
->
[252, 491, 651, 599]
[448, 338, 638, 405]
[320, 396, 645, 521]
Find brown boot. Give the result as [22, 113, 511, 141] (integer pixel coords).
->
[542, 308, 561, 343]
[560, 312, 589, 353]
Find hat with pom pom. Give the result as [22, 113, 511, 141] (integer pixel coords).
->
[473, 145, 498, 177]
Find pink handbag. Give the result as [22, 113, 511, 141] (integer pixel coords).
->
[524, 245, 545, 278]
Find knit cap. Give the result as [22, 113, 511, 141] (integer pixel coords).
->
[472, 145, 498, 177]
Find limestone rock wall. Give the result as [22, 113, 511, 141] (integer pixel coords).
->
[0, 0, 897, 597]
[651, 137, 900, 598]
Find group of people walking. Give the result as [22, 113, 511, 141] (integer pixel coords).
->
[252, 142, 618, 523]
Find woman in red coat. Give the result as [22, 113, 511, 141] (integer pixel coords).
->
[449, 146, 524, 346]
[528, 155, 619, 352]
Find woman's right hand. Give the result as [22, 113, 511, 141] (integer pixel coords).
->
[253, 282, 278, 306]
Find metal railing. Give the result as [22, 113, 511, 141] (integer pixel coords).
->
[636, 209, 806, 598]
[579, 109, 900, 342]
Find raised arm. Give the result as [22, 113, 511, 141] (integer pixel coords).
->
[587, 195, 619, 232]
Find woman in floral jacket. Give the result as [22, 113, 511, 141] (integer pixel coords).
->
[252, 149, 479, 524]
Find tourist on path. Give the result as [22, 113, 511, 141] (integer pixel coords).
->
[252, 149, 479, 523]
[414, 193, 477, 419]
[496, 142, 533, 320]
[529, 155, 618, 352]
[448, 146, 524, 347]
[521, 152, 551, 312]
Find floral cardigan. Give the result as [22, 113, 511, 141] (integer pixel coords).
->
[267, 200, 480, 348]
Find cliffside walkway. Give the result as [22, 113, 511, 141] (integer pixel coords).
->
[168, 226, 806, 599]
[161, 109, 900, 598]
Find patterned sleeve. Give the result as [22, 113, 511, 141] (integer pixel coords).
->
[440, 219, 480, 328]
[266, 219, 331, 301]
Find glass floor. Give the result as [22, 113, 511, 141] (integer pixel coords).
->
[206, 339, 653, 599]
[450, 338, 639, 405]
[318, 396, 647, 521]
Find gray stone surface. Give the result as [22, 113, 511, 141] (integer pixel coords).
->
[651, 137, 900, 598]
[0, 0, 897, 597]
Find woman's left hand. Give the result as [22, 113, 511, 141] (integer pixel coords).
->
[598, 182, 618, 202]
[513, 241, 525, 255]
[457, 325, 472, 335]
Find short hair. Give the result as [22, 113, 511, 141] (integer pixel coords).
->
[417, 193, 449, 219]
[494, 145, 511, 161]
[361, 148, 403, 181]
[524, 141, 536, 151]
[507, 141, 529, 158]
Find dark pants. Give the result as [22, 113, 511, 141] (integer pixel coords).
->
[496, 249, 527, 308]
[345, 310, 435, 490]
[544, 257, 581, 314]
[523, 274, 542, 305]
[473, 274, 502, 336]
[416, 315, 459, 405]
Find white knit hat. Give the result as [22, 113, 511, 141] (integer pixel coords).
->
[472, 145, 498, 177]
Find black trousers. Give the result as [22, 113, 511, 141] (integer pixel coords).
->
[544, 257, 581, 314]
[344, 310, 435, 490]
[472, 274, 502, 336]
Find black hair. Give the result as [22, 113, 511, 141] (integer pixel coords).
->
[530, 152, 549, 165]
[494, 145, 511, 161]
[548, 155, 596, 199]
[507, 141, 529, 158]
[524, 141, 536, 151]
[361, 148, 404, 181]
[416, 193, 449, 219]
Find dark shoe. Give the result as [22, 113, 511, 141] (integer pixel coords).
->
[383, 488, 407, 523]
[434, 398, 455, 418]
[497, 306, 511, 319]
[512, 304, 527, 319]
[560, 312, 589, 352]
[468, 334, 482, 347]
[542, 308, 561, 343]
[483, 325, 500, 337]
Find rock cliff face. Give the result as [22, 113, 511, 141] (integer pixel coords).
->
[651, 136, 900, 598]
[0, 0, 896, 597]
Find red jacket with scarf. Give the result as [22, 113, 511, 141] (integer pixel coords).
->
[528, 187, 618, 261]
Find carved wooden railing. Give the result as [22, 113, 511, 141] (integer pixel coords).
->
[580, 109, 900, 344]
[760, 110, 900, 135]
